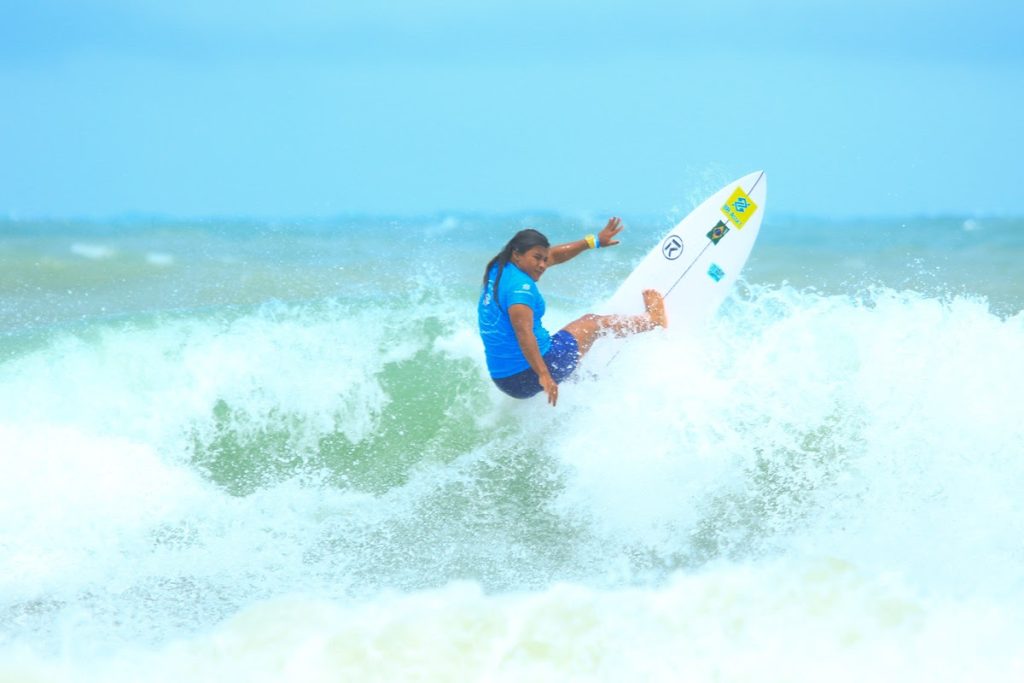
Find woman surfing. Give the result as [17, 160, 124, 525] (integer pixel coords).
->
[478, 217, 667, 406]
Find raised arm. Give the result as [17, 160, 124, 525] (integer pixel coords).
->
[549, 217, 624, 266]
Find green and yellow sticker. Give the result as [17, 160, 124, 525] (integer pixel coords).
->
[721, 187, 757, 229]
[707, 220, 729, 244]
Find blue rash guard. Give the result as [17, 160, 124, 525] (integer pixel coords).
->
[477, 262, 552, 379]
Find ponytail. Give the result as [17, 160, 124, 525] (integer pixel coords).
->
[481, 229, 550, 302]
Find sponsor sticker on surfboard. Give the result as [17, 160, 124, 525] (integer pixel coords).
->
[661, 234, 684, 260]
[721, 187, 757, 229]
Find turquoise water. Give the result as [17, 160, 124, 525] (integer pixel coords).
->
[2, 212, 1024, 680]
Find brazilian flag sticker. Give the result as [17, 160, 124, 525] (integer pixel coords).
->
[707, 220, 730, 245]
[721, 187, 757, 229]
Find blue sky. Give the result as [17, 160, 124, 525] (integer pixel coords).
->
[2, 0, 1022, 218]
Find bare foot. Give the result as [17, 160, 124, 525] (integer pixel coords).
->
[642, 289, 668, 328]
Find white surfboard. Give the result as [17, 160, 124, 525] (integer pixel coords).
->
[591, 171, 767, 358]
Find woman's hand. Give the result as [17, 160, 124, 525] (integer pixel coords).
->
[598, 216, 624, 247]
[538, 371, 558, 406]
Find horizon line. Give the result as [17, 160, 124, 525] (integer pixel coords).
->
[3, 209, 1019, 225]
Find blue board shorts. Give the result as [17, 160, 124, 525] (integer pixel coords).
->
[492, 330, 580, 399]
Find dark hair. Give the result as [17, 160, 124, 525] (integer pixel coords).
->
[481, 229, 550, 301]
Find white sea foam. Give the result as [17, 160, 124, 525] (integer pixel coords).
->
[0, 423, 207, 598]
[70, 243, 116, 259]
[1, 284, 1023, 678]
[554, 286, 1024, 595]
[145, 251, 175, 266]
[0, 301, 399, 454]
[4, 560, 1023, 682]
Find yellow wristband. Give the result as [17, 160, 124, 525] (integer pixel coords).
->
[584, 234, 596, 249]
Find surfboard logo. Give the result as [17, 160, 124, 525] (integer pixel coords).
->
[707, 220, 730, 245]
[721, 187, 757, 229]
[661, 235, 684, 260]
[708, 263, 725, 282]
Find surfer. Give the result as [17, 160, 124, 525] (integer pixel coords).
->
[478, 218, 668, 406]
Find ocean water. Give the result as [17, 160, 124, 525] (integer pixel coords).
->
[1, 210, 1023, 681]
